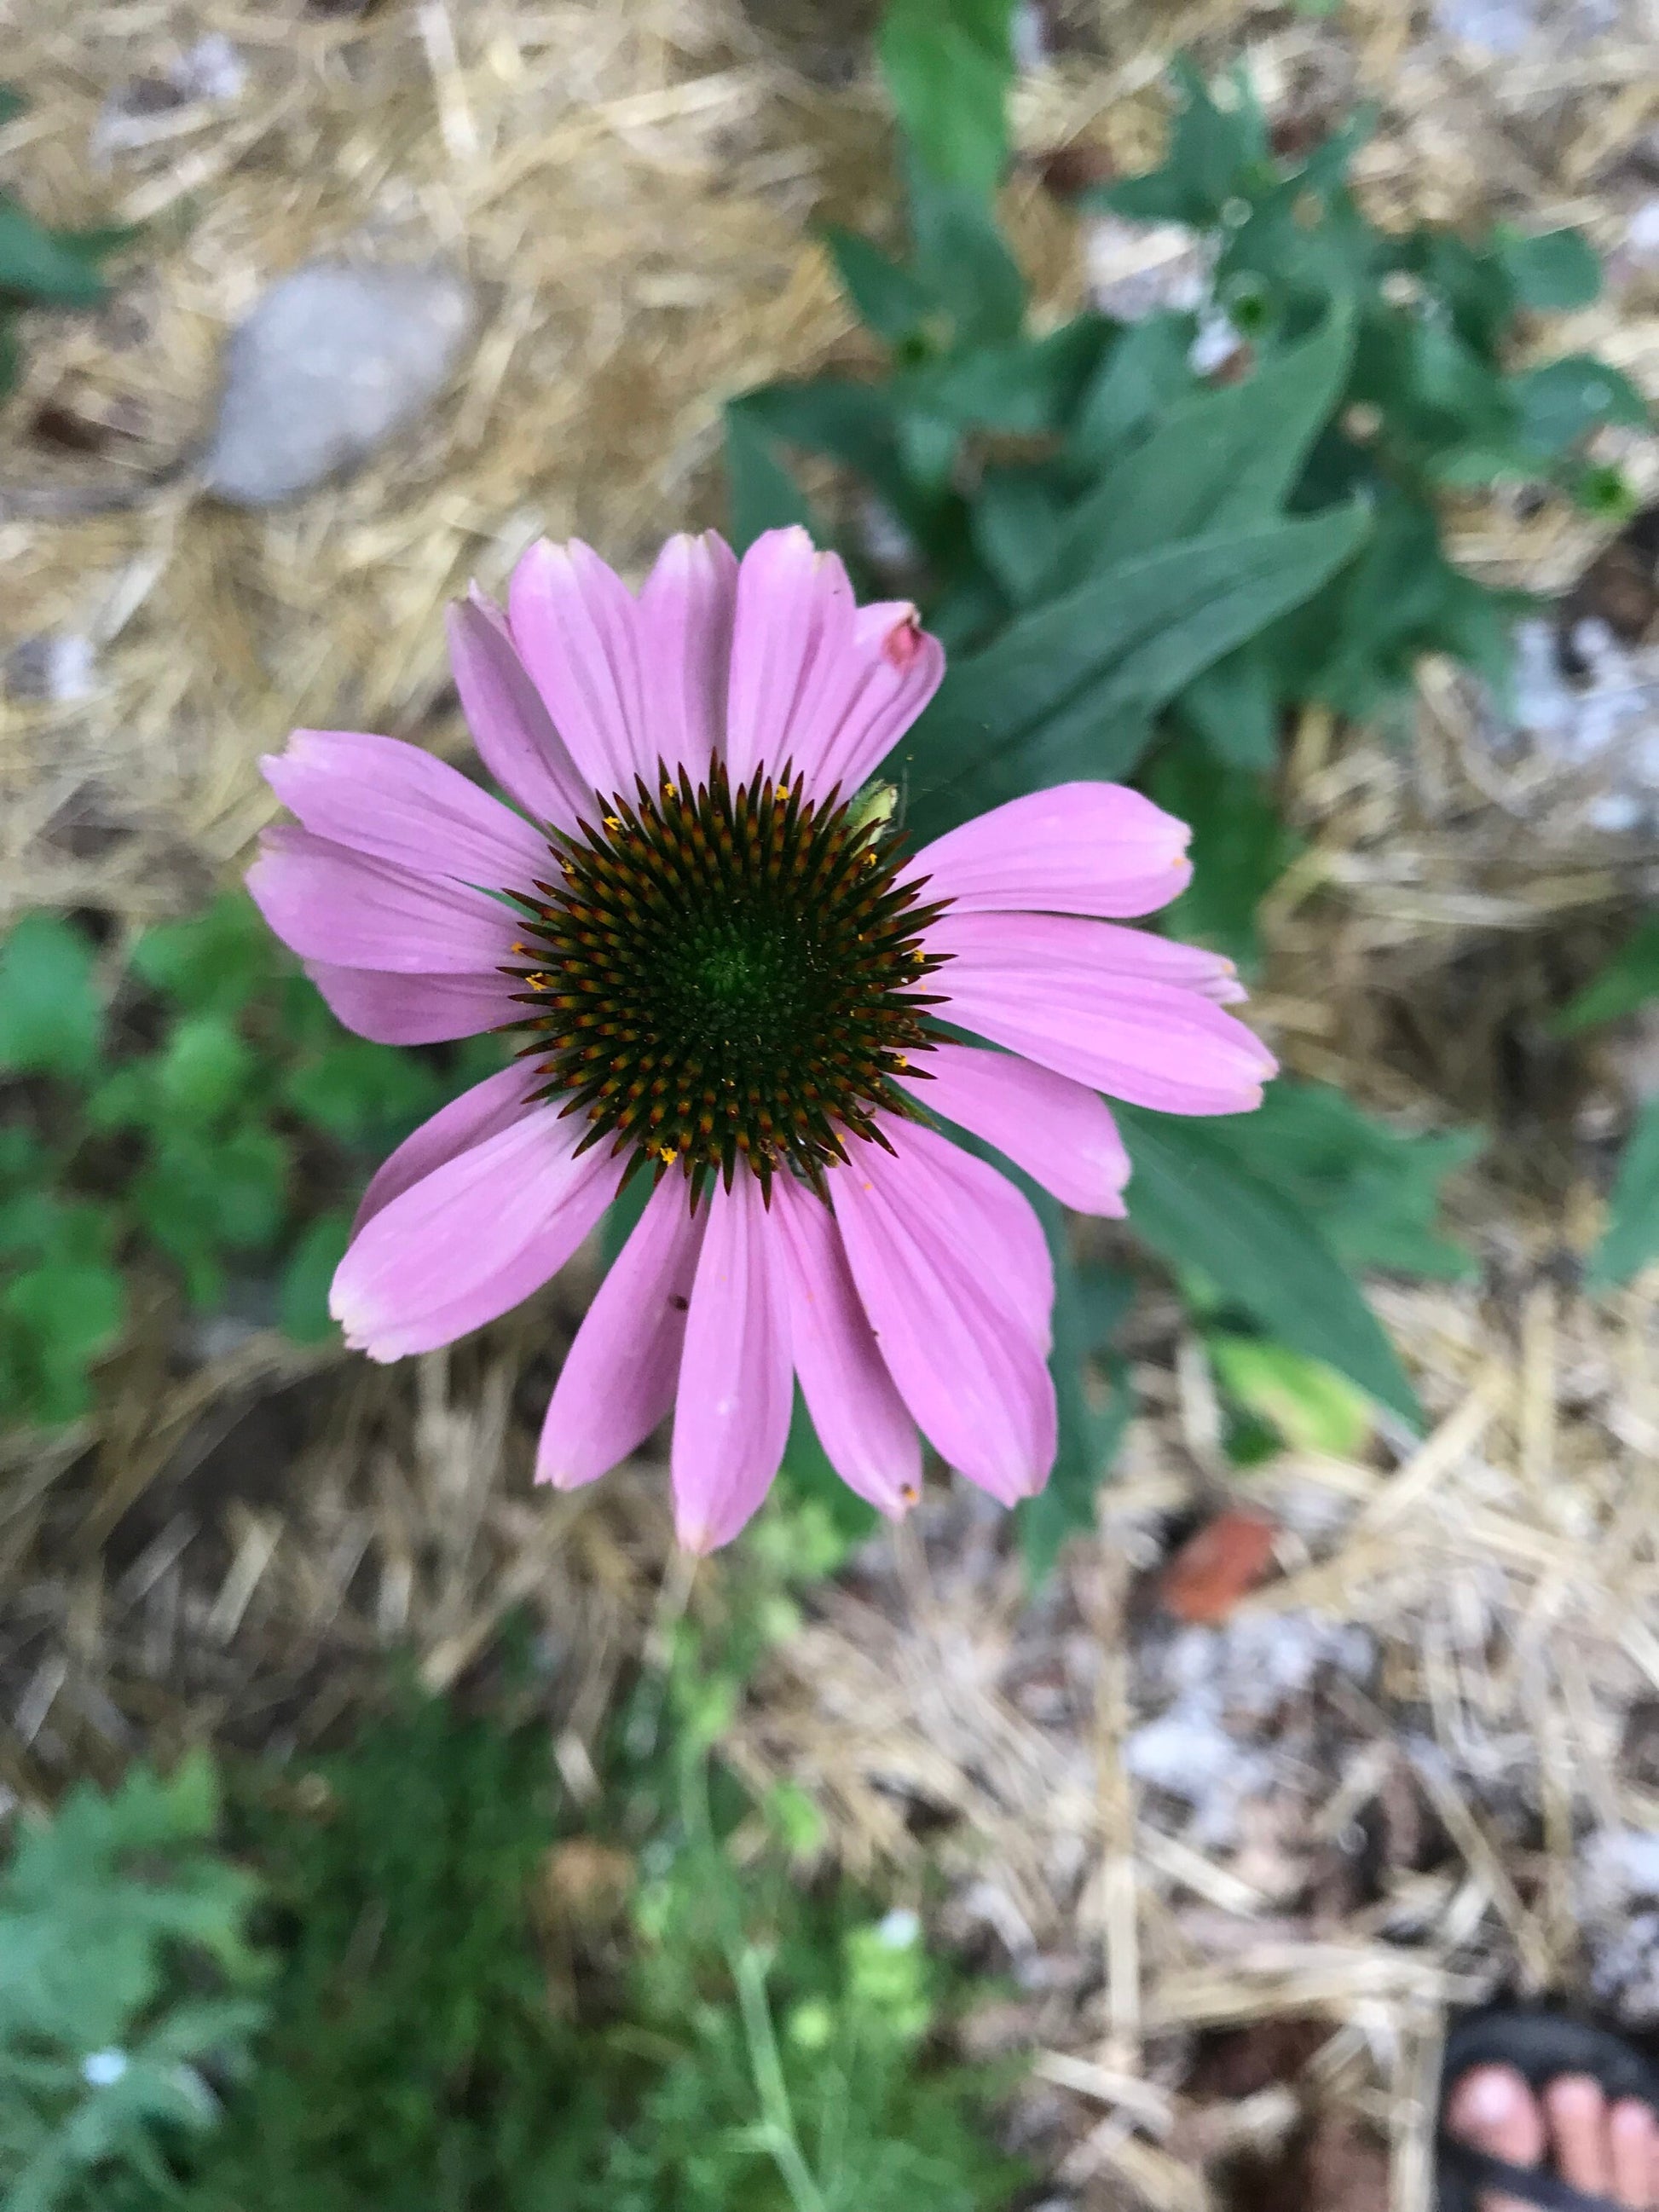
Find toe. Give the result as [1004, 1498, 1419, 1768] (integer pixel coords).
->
[1448, 2065, 1548, 2212]
[1609, 2098, 1656, 2209]
[1546, 2075, 1612, 2199]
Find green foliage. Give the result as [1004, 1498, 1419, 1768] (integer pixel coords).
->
[0, 897, 500, 1431]
[877, 1, 1015, 204]
[41, 1659, 1017, 2212]
[1118, 1103, 1423, 1428]
[0, 1753, 267, 2212]
[1198, 1078, 1480, 1281]
[0, 915, 104, 1080]
[0, 89, 133, 402]
[1146, 736, 1303, 970]
[714, 19, 1565, 1548]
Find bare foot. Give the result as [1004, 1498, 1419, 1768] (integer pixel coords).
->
[1446, 2063, 1659, 2209]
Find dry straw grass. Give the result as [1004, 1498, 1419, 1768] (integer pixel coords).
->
[4, 1, 1659, 2206]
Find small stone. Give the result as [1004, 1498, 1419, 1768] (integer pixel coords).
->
[202, 261, 475, 507]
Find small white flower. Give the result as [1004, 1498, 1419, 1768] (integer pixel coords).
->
[82, 2048, 130, 2088]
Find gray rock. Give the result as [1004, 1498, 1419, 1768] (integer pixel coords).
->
[202, 260, 475, 506]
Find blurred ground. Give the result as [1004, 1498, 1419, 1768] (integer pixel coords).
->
[3, 3, 1659, 2209]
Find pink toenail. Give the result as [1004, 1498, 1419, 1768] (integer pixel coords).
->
[1463, 2071, 1523, 2126]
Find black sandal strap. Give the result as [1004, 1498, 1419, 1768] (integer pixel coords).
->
[1437, 2007, 1659, 2212]
[1441, 2140, 1624, 2212]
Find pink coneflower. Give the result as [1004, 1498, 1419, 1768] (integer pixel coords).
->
[249, 527, 1274, 1549]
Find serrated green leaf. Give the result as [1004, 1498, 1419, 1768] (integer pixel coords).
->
[898, 505, 1368, 835]
[1118, 1103, 1422, 1426]
[879, 0, 1014, 203]
[0, 912, 103, 1079]
[1587, 1099, 1659, 1291]
[1554, 916, 1659, 1035]
[1041, 302, 1354, 591]
[279, 1210, 351, 1343]
[820, 225, 934, 344]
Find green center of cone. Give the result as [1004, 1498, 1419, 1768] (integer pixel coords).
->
[501, 762, 951, 1204]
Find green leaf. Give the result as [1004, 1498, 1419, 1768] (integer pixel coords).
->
[130, 893, 281, 1018]
[879, 0, 1015, 203]
[1147, 739, 1302, 969]
[1178, 644, 1281, 770]
[1017, 1216, 1133, 1585]
[1103, 56, 1268, 228]
[601, 1166, 653, 1268]
[134, 1123, 291, 1304]
[969, 466, 1066, 602]
[1554, 916, 1659, 1035]
[1065, 313, 1198, 472]
[280, 1210, 352, 1343]
[1508, 355, 1650, 459]
[1494, 224, 1601, 313]
[722, 404, 815, 555]
[1195, 1077, 1479, 1279]
[157, 1013, 257, 1123]
[1117, 1104, 1423, 1426]
[1275, 491, 1514, 716]
[1208, 1333, 1373, 1456]
[0, 911, 103, 1079]
[1041, 302, 1355, 592]
[820, 225, 934, 345]
[0, 197, 114, 307]
[1, 1258, 125, 1425]
[898, 505, 1369, 835]
[1588, 1100, 1659, 1290]
[905, 158, 1026, 346]
[899, 315, 1110, 436]
[281, 1037, 443, 1148]
[0, 86, 27, 128]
